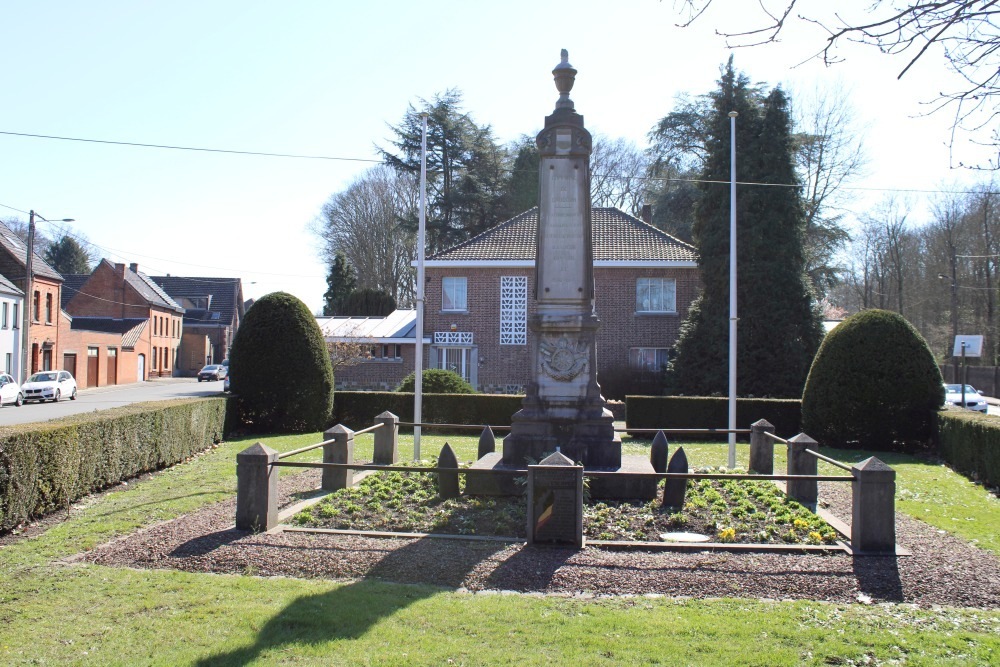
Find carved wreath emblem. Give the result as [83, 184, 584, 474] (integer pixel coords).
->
[539, 335, 588, 381]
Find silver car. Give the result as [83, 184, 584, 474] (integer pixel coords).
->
[943, 384, 988, 413]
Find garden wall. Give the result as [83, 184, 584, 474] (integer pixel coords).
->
[0, 397, 228, 532]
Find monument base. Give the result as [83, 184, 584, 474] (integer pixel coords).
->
[502, 406, 621, 469]
[465, 452, 657, 500]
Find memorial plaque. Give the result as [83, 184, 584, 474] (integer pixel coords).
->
[527, 451, 583, 547]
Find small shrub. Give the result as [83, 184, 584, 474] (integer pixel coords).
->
[395, 369, 475, 394]
[802, 309, 943, 451]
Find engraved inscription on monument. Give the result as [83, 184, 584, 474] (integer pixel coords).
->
[538, 158, 587, 300]
[527, 452, 583, 547]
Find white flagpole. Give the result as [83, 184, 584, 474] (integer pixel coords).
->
[728, 110, 738, 469]
[414, 112, 428, 460]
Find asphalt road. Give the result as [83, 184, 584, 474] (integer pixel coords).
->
[0, 378, 226, 427]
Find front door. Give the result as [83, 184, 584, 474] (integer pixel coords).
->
[137, 354, 145, 382]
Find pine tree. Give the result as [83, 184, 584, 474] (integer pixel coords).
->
[669, 58, 822, 398]
[322, 251, 357, 316]
[43, 235, 91, 275]
[380, 89, 510, 252]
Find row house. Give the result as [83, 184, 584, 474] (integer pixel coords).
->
[63, 261, 185, 384]
[0, 274, 24, 379]
[150, 276, 245, 375]
[0, 222, 65, 380]
[329, 207, 699, 397]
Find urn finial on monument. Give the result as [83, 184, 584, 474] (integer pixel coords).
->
[553, 49, 576, 111]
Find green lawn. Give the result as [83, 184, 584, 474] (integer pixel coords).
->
[0, 430, 997, 665]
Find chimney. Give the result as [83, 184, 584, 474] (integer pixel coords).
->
[129, 262, 139, 274]
[115, 263, 126, 277]
[640, 204, 652, 224]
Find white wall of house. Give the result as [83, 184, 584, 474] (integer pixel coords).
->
[0, 291, 23, 379]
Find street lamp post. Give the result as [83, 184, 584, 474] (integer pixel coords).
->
[21, 210, 74, 382]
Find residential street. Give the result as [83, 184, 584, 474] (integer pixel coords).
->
[0, 378, 225, 427]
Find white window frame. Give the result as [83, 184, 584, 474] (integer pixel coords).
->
[438, 346, 471, 382]
[629, 347, 671, 371]
[636, 277, 677, 314]
[442, 277, 468, 312]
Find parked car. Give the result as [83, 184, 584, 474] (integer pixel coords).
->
[944, 384, 989, 413]
[198, 364, 227, 382]
[223, 374, 230, 392]
[0, 373, 23, 407]
[22, 370, 77, 403]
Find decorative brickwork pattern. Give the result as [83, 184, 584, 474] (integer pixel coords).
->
[499, 276, 527, 345]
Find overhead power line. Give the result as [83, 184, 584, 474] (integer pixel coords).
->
[3, 128, 998, 197]
[0, 130, 381, 164]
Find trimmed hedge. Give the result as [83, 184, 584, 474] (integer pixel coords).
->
[937, 408, 1000, 488]
[229, 292, 334, 433]
[802, 309, 943, 452]
[626, 396, 802, 439]
[333, 392, 523, 432]
[0, 398, 227, 532]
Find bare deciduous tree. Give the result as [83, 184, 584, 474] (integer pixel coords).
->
[314, 166, 417, 307]
[675, 1, 1000, 167]
[590, 136, 650, 216]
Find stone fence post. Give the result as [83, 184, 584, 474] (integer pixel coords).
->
[852, 457, 897, 554]
[438, 442, 460, 499]
[749, 419, 775, 475]
[786, 433, 818, 509]
[373, 411, 399, 465]
[236, 442, 278, 532]
[322, 424, 354, 491]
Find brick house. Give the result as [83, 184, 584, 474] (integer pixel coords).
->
[149, 276, 245, 375]
[0, 222, 65, 379]
[63, 261, 185, 381]
[330, 207, 699, 396]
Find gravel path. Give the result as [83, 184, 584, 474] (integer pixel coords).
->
[78, 470, 1000, 608]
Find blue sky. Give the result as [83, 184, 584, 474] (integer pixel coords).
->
[1, 1, 992, 312]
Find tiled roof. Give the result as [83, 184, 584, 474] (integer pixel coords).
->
[0, 272, 22, 296]
[317, 310, 419, 342]
[427, 207, 698, 263]
[129, 269, 184, 313]
[150, 276, 243, 325]
[0, 220, 64, 281]
[68, 317, 148, 351]
[61, 274, 89, 309]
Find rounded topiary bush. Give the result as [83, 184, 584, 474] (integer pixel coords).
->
[801, 309, 943, 451]
[229, 292, 334, 432]
[395, 369, 475, 394]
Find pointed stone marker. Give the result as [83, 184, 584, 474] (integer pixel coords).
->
[650, 430, 669, 474]
[661, 447, 689, 509]
[438, 442, 460, 499]
[478, 425, 496, 458]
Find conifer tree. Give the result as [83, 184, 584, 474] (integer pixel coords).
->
[322, 251, 357, 316]
[669, 58, 822, 398]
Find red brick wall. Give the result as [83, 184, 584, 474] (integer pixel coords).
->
[423, 265, 701, 393]
[60, 318, 150, 388]
[27, 276, 62, 374]
[334, 346, 413, 391]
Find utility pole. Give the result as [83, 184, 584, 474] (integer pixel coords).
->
[20, 211, 35, 383]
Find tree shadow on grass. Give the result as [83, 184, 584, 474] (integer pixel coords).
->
[194, 535, 514, 666]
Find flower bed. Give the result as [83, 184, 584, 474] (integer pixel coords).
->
[291, 465, 840, 545]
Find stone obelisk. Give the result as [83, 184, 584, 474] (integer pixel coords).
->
[502, 50, 621, 469]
